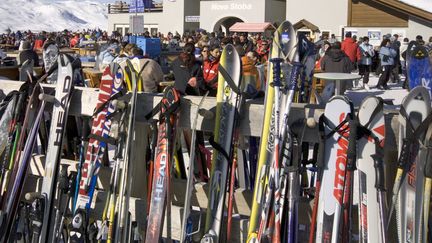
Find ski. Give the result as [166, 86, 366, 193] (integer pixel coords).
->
[0, 82, 44, 241]
[315, 95, 353, 243]
[389, 86, 432, 243]
[116, 58, 140, 242]
[356, 96, 387, 243]
[145, 86, 181, 242]
[201, 43, 241, 242]
[70, 62, 124, 242]
[37, 54, 74, 242]
[247, 20, 296, 242]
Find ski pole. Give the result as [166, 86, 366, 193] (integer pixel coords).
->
[387, 136, 411, 227]
[309, 115, 326, 243]
[342, 118, 357, 243]
[227, 129, 239, 241]
[423, 126, 432, 243]
[285, 166, 299, 243]
[257, 57, 283, 242]
[180, 93, 208, 242]
[371, 143, 388, 243]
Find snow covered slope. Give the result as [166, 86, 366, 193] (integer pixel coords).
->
[399, 0, 432, 13]
[0, 0, 108, 32]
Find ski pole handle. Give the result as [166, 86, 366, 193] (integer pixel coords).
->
[346, 119, 357, 171]
[397, 138, 412, 169]
[38, 93, 55, 103]
[288, 62, 302, 92]
[25, 192, 42, 201]
[270, 58, 284, 87]
[425, 146, 432, 178]
[198, 108, 214, 120]
[372, 154, 386, 191]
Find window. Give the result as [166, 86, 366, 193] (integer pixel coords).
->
[116, 27, 123, 35]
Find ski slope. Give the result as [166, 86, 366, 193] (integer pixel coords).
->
[0, 0, 108, 32]
[399, 0, 432, 13]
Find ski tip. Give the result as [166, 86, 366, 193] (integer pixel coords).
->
[402, 86, 431, 106]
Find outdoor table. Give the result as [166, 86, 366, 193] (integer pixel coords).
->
[81, 62, 96, 68]
[313, 72, 361, 95]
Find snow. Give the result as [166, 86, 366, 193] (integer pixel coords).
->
[0, 0, 108, 32]
[399, 0, 432, 13]
[345, 74, 407, 108]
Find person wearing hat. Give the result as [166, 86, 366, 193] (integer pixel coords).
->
[18, 40, 39, 67]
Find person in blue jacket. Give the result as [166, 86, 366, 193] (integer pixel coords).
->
[376, 38, 397, 90]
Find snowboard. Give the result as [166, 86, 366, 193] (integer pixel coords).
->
[408, 45, 432, 98]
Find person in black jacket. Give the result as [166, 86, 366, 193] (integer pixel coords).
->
[171, 42, 204, 95]
[320, 41, 353, 94]
[18, 40, 39, 67]
[320, 41, 353, 73]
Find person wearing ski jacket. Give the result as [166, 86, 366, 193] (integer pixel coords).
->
[98, 40, 121, 72]
[239, 33, 254, 55]
[358, 36, 374, 89]
[202, 45, 220, 96]
[70, 34, 80, 48]
[18, 40, 40, 67]
[172, 42, 204, 96]
[241, 52, 260, 96]
[377, 39, 397, 89]
[320, 41, 353, 73]
[125, 47, 163, 93]
[341, 32, 361, 65]
[257, 39, 270, 63]
[399, 38, 409, 79]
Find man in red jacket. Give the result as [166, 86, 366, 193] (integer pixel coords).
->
[341, 32, 361, 67]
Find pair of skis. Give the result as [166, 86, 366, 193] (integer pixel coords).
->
[388, 86, 432, 243]
[145, 85, 181, 242]
[310, 94, 387, 243]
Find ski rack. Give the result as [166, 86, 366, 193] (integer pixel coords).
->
[0, 79, 403, 241]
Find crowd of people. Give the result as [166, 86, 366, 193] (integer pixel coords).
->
[1, 27, 431, 96]
[319, 31, 432, 90]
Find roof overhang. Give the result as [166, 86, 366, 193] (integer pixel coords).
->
[229, 22, 276, 33]
[373, 0, 432, 22]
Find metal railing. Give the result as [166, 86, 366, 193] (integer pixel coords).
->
[108, 3, 163, 14]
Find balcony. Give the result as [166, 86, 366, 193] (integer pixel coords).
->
[108, 2, 163, 14]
